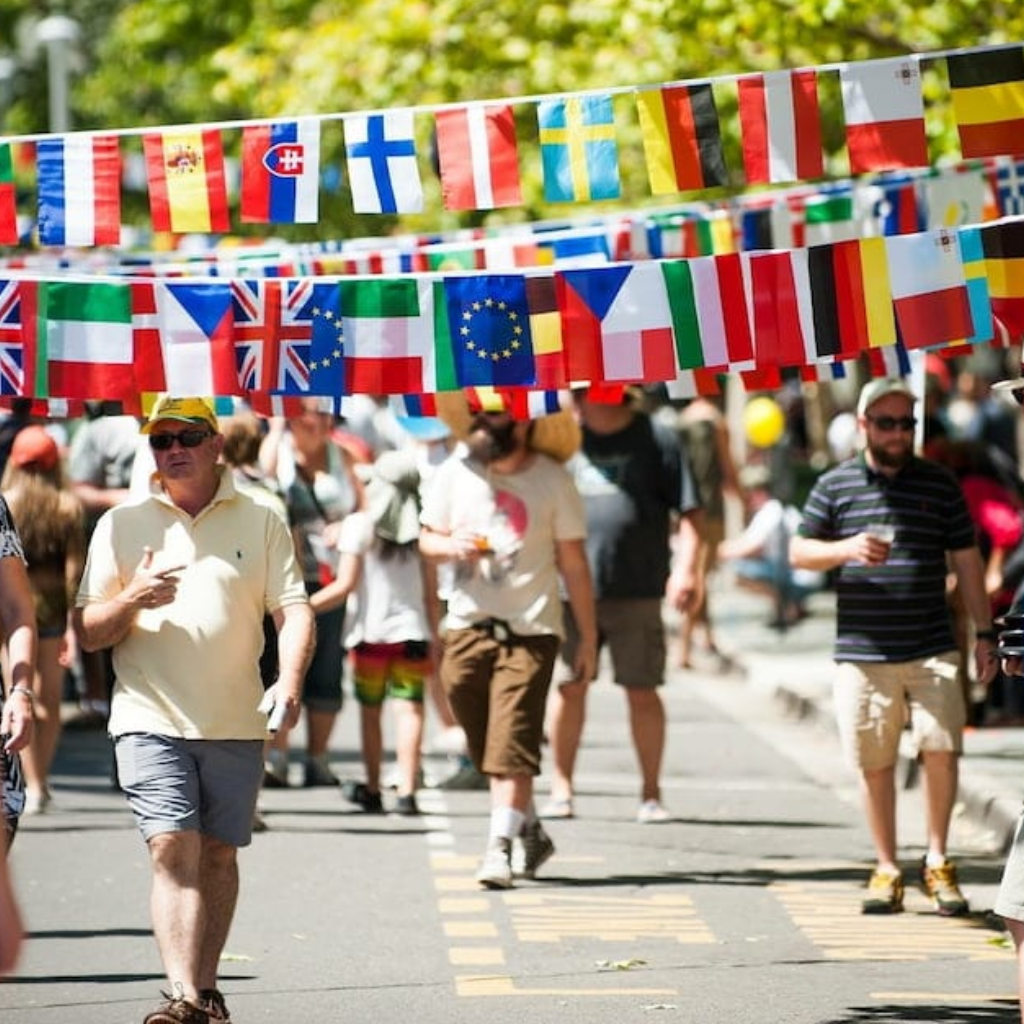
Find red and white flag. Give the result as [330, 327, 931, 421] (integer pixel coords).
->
[436, 104, 522, 210]
[840, 57, 929, 173]
[885, 230, 973, 349]
[737, 70, 824, 185]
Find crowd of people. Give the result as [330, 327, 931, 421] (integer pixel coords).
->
[4, 357, 1024, 1020]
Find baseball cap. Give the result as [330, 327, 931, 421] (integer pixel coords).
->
[856, 378, 917, 418]
[9, 425, 59, 471]
[140, 395, 219, 435]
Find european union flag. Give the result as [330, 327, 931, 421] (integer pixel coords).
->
[286, 281, 344, 396]
[442, 275, 537, 388]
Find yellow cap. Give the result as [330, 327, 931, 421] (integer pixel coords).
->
[140, 395, 219, 434]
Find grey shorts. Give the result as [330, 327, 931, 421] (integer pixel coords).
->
[996, 812, 1024, 923]
[558, 598, 666, 689]
[115, 734, 263, 847]
[832, 653, 964, 771]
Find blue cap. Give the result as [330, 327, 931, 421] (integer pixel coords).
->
[395, 416, 451, 442]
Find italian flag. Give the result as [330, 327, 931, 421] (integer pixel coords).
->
[35, 281, 135, 400]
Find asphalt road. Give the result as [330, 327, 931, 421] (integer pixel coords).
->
[1, 614, 1019, 1023]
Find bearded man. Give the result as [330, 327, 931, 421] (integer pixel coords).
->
[419, 403, 597, 890]
[790, 378, 996, 917]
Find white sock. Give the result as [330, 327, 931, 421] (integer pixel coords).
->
[489, 807, 525, 842]
[925, 851, 949, 868]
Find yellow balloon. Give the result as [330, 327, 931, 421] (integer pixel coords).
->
[743, 396, 786, 448]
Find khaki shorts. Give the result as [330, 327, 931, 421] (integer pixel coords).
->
[559, 598, 666, 690]
[440, 625, 559, 777]
[833, 652, 964, 771]
[995, 813, 1024, 923]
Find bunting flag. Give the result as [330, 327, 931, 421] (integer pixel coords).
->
[802, 192, 858, 245]
[744, 249, 823, 369]
[143, 129, 230, 234]
[35, 280, 135, 400]
[439, 274, 538, 387]
[555, 263, 679, 383]
[435, 104, 522, 210]
[340, 277, 439, 394]
[995, 156, 1024, 217]
[885, 230, 974, 349]
[805, 238, 896, 360]
[659, 254, 754, 371]
[840, 57, 929, 173]
[0, 280, 36, 395]
[231, 279, 321, 393]
[739, 200, 798, 251]
[464, 386, 562, 419]
[636, 83, 728, 193]
[240, 120, 321, 224]
[923, 167, 988, 228]
[980, 218, 1024, 338]
[537, 95, 621, 203]
[37, 135, 121, 247]
[953, 225, 995, 346]
[388, 393, 439, 419]
[876, 175, 924, 235]
[132, 281, 238, 396]
[286, 282, 345, 395]
[737, 70, 824, 185]
[865, 340, 912, 378]
[0, 145, 17, 245]
[344, 111, 424, 214]
[523, 273, 566, 388]
[947, 46, 1024, 159]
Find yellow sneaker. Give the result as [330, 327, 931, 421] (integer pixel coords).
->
[862, 868, 904, 914]
[920, 857, 969, 917]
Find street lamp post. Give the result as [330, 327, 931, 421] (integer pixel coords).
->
[35, 14, 79, 134]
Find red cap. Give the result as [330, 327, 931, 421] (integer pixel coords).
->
[9, 425, 59, 472]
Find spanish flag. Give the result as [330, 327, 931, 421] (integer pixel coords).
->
[948, 45, 1024, 159]
[143, 129, 230, 234]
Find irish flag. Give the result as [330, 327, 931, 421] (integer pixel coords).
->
[35, 281, 135, 400]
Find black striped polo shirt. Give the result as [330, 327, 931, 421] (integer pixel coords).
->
[797, 453, 978, 662]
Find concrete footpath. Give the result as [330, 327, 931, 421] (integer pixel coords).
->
[705, 576, 1024, 857]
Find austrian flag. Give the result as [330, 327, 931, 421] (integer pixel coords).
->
[241, 120, 321, 224]
[436, 104, 522, 211]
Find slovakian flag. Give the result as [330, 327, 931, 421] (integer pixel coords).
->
[0, 145, 18, 246]
[344, 110, 424, 214]
[948, 45, 1024, 159]
[537, 95, 621, 203]
[885, 230, 974, 349]
[0, 280, 36, 396]
[132, 281, 238, 397]
[34, 280, 135, 400]
[840, 57, 929, 173]
[805, 238, 896, 360]
[435, 104, 522, 211]
[980, 218, 1024, 339]
[737, 70, 824, 185]
[241, 120, 320, 224]
[555, 263, 680, 384]
[636, 83, 728, 193]
[37, 135, 121, 247]
[659, 254, 754, 372]
[143, 129, 230, 234]
[340, 277, 439, 395]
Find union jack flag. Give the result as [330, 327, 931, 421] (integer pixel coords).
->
[231, 278, 331, 394]
[0, 280, 34, 396]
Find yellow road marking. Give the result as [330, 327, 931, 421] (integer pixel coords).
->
[449, 947, 506, 966]
[455, 975, 677, 997]
[444, 920, 500, 938]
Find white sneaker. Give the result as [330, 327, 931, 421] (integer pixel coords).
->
[637, 800, 671, 824]
[476, 838, 513, 890]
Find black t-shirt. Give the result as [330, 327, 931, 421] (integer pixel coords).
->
[568, 413, 699, 600]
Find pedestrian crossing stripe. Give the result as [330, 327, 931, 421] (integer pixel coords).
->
[772, 881, 1011, 962]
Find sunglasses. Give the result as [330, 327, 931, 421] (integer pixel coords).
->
[148, 428, 212, 451]
[866, 415, 917, 432]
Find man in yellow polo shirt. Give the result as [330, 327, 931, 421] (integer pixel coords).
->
[74, 395, 314, 1024]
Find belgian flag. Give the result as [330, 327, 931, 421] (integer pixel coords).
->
[948, 46, 1024, 159]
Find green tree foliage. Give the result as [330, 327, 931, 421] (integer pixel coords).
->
[1, 0, 1022, 237]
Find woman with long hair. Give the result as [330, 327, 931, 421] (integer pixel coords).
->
[2, 426, 85, 813]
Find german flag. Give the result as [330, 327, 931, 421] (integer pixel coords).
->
[980, 219, 1024, 338]
[948, 46, 1024, 159]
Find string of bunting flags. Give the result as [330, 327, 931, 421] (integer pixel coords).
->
[0, 42, 1023, 244]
